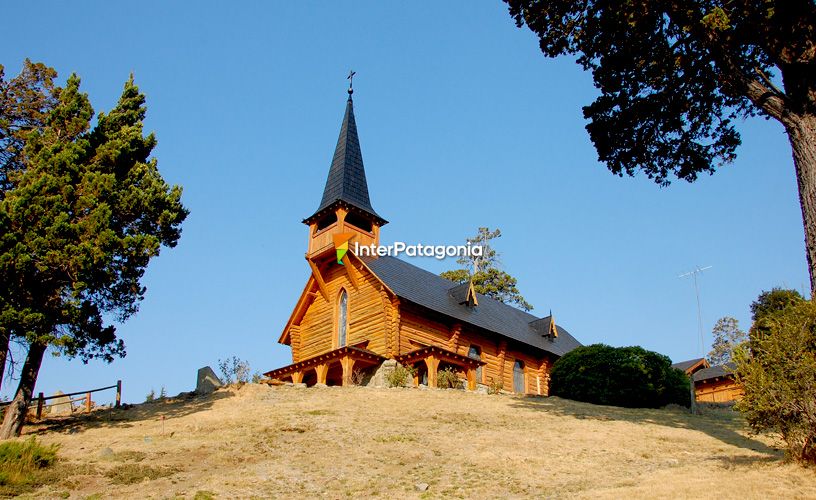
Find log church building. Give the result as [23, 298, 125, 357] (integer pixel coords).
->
[264, 86, 581, 394]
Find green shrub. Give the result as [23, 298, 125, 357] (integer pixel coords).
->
[487, 378, 504, 395]
[0, 438, 58, 490]
[549, 344, 690, 408]
[734, 293, 816, 464]
[437, 367, 462, 389]
[386, 365, 416, 388]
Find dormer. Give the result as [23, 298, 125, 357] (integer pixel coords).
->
[530, 313, 558, 339]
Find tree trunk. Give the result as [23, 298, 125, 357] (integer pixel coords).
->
[786, 113, 816, 297]
[0, 342, 46, 439]
[0, 332, 9, 394]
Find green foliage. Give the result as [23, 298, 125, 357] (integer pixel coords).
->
[158, 386, 167, 399]
[734, 295, 816, 464]
[549, 344, 690, 408]
[437, 367, 462, 389]
[487, 378, 504, 395]
[708, 316, 747, 366]
[144, 389, 155, 403]
[441, 227, 533, 311]
[750, 288, 805, 322]
[386, 365, 416, 388]
[218, 356, 251, 385]
[0, 61, 188, 362]
[504, 1, 808, 186]
[0, 438, 58, 489]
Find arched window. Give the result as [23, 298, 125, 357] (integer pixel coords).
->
[513, 360, 525, 394]
[337, 290, 348, 347]
[468, 345, 482, 382]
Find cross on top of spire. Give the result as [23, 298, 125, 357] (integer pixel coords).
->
[347, 70, 356, 97]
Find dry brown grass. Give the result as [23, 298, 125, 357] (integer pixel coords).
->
[16, 384, 816, 498]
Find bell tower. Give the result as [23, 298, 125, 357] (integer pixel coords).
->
[302, 80, 387, 261]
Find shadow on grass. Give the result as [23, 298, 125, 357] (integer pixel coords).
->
[508, 395, 782, 461]
[24, 390, 234, 436]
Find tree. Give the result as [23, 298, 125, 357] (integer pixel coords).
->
[707, 316, 747, 366]
[734, 295, 816, 464]
[505, 1, 816, 295]
[0, 62, 188, 438]
[440, 227, 533, 311]
[0, 60, 59, 393]
[549, 344, 690, 408]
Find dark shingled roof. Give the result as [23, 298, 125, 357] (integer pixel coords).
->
[304, 96, 386, 225]
[361, 255, 581, 357]
[672, 357, 706, 373]
[693, 363, 736, 382]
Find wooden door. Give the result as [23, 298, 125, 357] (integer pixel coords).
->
[513, 360, 525, 393]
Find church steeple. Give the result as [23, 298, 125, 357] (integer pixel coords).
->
[304, 81, 387, 260]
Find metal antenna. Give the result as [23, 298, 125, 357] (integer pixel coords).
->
[679, 266, 712, 356]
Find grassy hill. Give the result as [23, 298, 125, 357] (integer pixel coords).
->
[14, 384, 816, 498]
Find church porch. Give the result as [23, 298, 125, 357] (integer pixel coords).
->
[395, 345, 485, 390]
[263, 344, 385, 387]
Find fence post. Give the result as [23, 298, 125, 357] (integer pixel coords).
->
[36, 393, 44, 419]
[115, 380, 122, 408]
[85, 392, 91, 413]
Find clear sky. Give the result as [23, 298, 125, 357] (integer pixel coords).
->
[2, 2, 807, 404]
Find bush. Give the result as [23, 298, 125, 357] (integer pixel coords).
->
[386, 365, 416, 388]
[734, 294, 816, 464]
[437, 367, 462, 389]
[549, 344, 690, 408]
[218, 356, 251, 385]
[0, 438, 58, 490]
[487, 378, 503, 395]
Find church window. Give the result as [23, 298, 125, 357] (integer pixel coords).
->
[337, 289, 348, 347]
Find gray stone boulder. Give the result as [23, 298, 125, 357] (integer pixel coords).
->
[196, 366, 223, 394]
[366, 359, 399, 388]
[48, 391, 73, 416]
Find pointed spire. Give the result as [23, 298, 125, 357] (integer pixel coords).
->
[304, 79, 386, 226]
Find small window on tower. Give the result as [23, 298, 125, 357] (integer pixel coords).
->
[344, 211, 373, 233]
[315, 212, 337, 232]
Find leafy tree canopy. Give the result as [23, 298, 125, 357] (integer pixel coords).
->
[504, 1, 816, 294]
[440, 227, 533, 311]
[707, 316, 747, 366]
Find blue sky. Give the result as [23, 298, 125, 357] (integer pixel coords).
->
[3, 2, 806, 404]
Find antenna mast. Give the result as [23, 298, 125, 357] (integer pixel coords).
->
[678, 265, 712, 356]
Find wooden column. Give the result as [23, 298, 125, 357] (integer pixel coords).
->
[497, 340, 507, 388]
[537, 359, 549, 396]
[85, 392, 92, 413]
[341, 356, 356, 386]
[425, 355, 439, 389]
[315, 363, 329, 385]
[115, 380, 122, 408]
[466, 368, 477, 391]
[291, 371, 304, 384]
[448, 323, 462, 352]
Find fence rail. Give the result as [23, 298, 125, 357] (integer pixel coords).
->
[0, 380, 121, 419]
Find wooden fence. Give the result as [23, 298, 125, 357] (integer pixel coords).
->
[0, 380, 121, 419]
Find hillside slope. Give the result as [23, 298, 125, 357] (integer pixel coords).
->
[21, 384, 816, 498]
